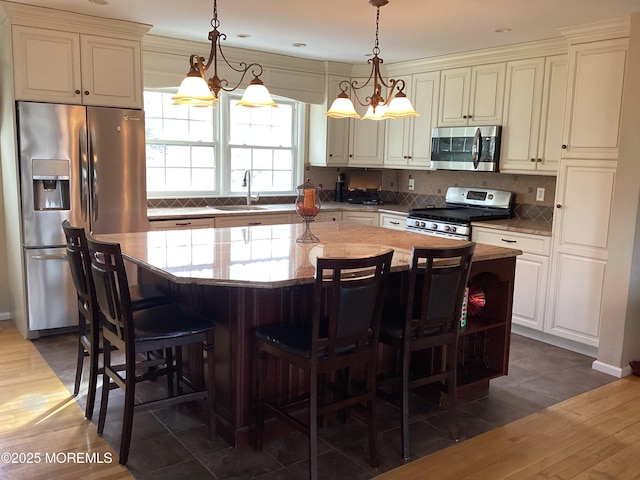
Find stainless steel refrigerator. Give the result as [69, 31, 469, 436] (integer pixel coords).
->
[16, 101, 149, 333]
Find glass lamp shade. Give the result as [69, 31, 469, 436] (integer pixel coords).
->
[236, 77, 277, 107]
[172, 75, 217, 107]
[383, 93, 419, 119]
[326, 94, 360, 119]
[295, 178, 321, 243]
[362, 102, 388, 120]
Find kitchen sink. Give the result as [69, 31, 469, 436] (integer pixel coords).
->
[213, 205, 268, 211]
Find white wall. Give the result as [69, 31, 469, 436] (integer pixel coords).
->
[598, 12, 640, 372]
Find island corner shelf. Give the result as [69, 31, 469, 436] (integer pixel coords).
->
[95, 222, 520, 447]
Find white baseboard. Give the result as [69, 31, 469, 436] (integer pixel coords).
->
[592, 360, 633, 378]
[0, 313, 10, 321]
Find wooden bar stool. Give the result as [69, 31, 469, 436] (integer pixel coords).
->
[86, 236, 217, 465]
[62, 220, 169, 420]
[377, 243, 475, 460]
[255, 249, 394, 480]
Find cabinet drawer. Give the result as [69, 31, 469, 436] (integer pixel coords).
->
[473, 227, 551, 256]
[380, 213, 407, 230]
[149, 218, 214, 230]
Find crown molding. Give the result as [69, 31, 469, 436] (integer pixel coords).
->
[143, 34, 328, 75]
[560, 17, 630, 44]
[386, 37, 569, 76]
[0, 1, 151, 39]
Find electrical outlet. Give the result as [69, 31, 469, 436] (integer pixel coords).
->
[408, 178, 415, 191]
[536, 187, 545, 202]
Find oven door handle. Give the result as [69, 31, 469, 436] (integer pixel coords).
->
[471, 128, 482, 169]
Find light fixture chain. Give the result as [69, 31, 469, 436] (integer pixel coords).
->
[373, 6, 380, 55]
[211, 0, 219, 29]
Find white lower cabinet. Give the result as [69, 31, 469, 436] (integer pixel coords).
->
[214, 213, 293, 228]
[379, 212, 407, 231]
[313, 211, 343, 222]
[149, 218, 215, 230]
[342, 211, 379, 226]
[472, 227, 551, 331]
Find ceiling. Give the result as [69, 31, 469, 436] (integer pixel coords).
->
[6, 0, 640, 63]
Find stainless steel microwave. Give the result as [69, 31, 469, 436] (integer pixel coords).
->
[431, 126, 501, 171]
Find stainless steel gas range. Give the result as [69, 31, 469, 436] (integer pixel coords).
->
[406, 187, 513, 240]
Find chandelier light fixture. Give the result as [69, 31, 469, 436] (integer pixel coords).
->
[326, 0, 418, 120]
[172, 0, 277, 108]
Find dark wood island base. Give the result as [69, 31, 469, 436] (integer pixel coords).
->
[98, 222, 519, 447]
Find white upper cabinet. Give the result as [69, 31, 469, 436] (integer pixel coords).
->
[348, 76, 385, 166]
[438, 63, 505, 127]
[561, 38, 627, 160]
[309, 75, 350, 167]
[309, 75, 384, 168]
[500, 55, 567, 175]
[385, 71, 440, 169]
[12, 26, 143, 108]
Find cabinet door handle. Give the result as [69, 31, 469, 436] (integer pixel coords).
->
[75, 89, 81, 95]
[248, 222, 262, 226]
[390, 221, 400, 225]
[561, 144, 567, 149]
[537, 158, 542, 163]
[329, 154, 333, 157]
[175, 222, 192, 226]
[530, 158, 536, 163]
[556, 204, 562, 209]
[501, 238, 517, 244]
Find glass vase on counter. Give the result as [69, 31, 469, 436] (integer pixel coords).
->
[295, 178, 321, 243]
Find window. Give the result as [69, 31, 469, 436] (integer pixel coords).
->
[144, 91, 216, 197]
[227, 97, 297, 195]
[144, 90, 303, 198]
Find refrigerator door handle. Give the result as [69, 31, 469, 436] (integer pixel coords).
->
[89, 126, 99, 224]
[79, 125, 89, 222]
[31, 254, 68, 261]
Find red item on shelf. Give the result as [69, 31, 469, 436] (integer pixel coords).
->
[467, 286, 486, 317]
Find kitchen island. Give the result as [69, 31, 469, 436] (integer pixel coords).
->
[96, 222, 521, 447]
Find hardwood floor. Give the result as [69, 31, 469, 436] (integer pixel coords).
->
[0, 321, 132, 480]
[374, 374, 640, 480]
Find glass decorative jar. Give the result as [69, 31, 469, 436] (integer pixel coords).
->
[295, 178, 321, 243]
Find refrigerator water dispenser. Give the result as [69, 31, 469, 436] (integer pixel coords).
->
[32, 159, 70, 210]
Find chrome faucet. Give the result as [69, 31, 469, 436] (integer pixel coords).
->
[242, 169, 259, 206]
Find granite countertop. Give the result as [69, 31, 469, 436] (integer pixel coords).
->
[96, 223, 520, 289]
[148, 202, 410, 220]
[471, 218, 553, 236]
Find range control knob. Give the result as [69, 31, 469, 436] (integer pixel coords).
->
[444, 225, 451, 232]
[450, 226, 457, 233]
[431, 223, 438, 230]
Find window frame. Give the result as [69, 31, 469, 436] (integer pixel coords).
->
[144, 89, 305, 199]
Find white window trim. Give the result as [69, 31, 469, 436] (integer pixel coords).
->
[145, 89, 305, 199]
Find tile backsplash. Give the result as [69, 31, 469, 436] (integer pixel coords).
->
[149, 167, 555, 226]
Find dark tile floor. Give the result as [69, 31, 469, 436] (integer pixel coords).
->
[33, 333, 615, 480]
